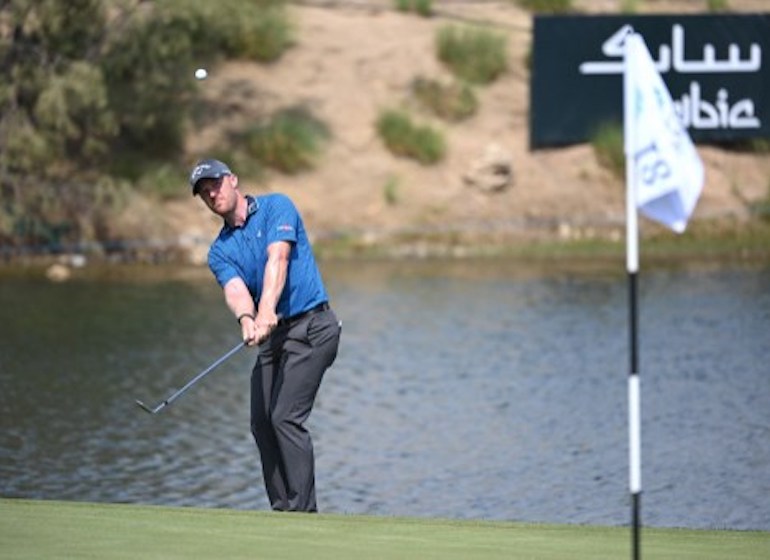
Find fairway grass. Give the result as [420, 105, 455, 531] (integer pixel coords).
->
[1, 499, 767, 560]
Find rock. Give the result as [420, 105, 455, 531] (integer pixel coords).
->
[463, 143, 514, 193]
[68, 254, 87, 268]
[46, 264, 71, 282]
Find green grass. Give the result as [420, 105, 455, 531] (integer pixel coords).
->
[1, 499, 768, 560]
[312, 218, 770, 262]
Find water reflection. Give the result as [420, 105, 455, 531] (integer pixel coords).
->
[0, 260, 768, 530]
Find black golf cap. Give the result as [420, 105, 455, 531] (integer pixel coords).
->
[189, 159, 232, 195]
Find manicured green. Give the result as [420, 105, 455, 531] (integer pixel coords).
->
[1, 499, 767, 560]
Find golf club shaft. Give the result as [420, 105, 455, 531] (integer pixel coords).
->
[137, 340, 246, 413]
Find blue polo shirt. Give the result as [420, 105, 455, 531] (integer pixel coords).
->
[208, 194, 328, 318]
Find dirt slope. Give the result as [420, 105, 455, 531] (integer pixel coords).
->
[165, 0, 770, 258]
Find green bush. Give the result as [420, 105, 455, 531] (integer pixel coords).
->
[242, 107, 330, 174]
[160, 0, 294, 62]
[620, 0, 639, 14]
[707, 0, 730, 12]
[411, 77, 478, 122]
[590, 121, 625, 179]
[376, 109, 446, 164]
[230, 7, 293, 62]
[102, 0, 293, 160]
[1, 0, 115, 177]
[395, 0, 433, 17]
[0, 0, 294, 249]
[210, 1, 293, 62]
[436, 25, 508, 84]
[135, 164, 187, 201]
[102, 8, 201, 160]
[514, 0, 573, 14]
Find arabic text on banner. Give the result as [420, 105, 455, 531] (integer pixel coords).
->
[530, 14, 770, 148]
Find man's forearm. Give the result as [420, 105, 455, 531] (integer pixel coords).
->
[258, 242, 290, 317]
[223, 277, 255, 320]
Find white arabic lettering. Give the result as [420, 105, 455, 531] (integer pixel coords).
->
[674, 83, 761, 129]
[671, 25, 761, 73]
[579, 23, 762, 75]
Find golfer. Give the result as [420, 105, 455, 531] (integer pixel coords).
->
[190, 158, 341, 512]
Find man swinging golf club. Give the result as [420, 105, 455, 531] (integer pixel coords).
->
[190, 158, 341, 513]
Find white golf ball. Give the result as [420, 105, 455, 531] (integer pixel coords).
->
[194, 68, 208, 80]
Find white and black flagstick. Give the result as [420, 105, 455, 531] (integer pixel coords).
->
[624, 30, 642, 560]
[626, 160, 642, 560]
[623, 30, 705, 560]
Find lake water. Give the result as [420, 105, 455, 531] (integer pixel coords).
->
[1, 259, 768, 531]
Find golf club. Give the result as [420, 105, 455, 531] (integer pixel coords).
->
[135, 340, 247, 414]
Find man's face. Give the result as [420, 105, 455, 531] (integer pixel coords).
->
[197, 174, 237, 215]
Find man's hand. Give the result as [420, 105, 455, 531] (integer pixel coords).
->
[254, 309, 278, 344]
[223, 241, 290, 346]
[239, 314, 258, 346]
[224, 277, 258, 345]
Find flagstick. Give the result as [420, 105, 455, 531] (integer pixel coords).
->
[624, 31, 642, 560]
[623, 30, 704, 558]
[626, 107, 642, 560]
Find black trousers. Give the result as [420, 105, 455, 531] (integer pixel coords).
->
[250, 308, 341, 512]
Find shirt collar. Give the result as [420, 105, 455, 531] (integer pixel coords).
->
[246, 195, 259, 216]
[224, 195, 259, 231]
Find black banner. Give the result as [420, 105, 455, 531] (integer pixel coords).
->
[530, 14, 770, 148]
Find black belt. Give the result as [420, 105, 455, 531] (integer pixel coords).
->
[277, 302, 329, 327]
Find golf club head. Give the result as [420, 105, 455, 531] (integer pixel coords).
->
[135, 399, 164, 414]
[133, 340, 246, 417]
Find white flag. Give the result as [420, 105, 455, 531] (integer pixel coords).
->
[623, 33, 704, 233]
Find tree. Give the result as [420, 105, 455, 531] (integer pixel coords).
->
[0, 0, 293, 250]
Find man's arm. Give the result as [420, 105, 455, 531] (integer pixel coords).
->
[223, 276, 258, 345]
[222, 240, 290, 345]
[254, 240, 291, 342]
